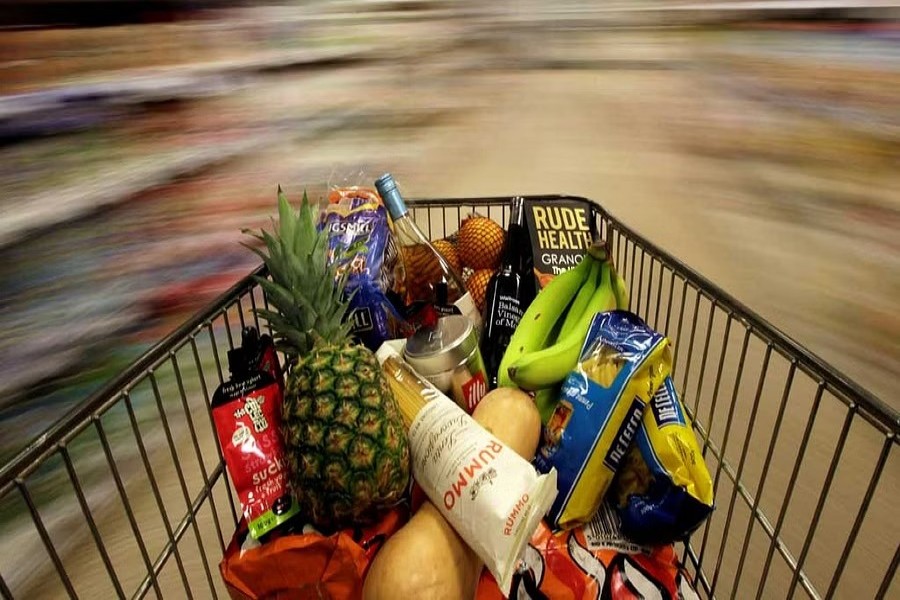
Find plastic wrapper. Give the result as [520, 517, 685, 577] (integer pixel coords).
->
[475, 504, 701, 600]
[319, 187, 410, 350]
[533, 311, 671, 531]
[613, 376, 714, 545]
[220, 506, 408, 600]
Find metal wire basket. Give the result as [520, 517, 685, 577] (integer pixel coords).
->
[1, 195, 896, 599]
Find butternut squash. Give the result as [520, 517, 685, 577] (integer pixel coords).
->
[471, 388, 542, 459]
[362, 388, 541, 600]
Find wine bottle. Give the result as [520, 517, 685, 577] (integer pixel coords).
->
[374, 173, 482, 331]
[480, 197, 536, 388]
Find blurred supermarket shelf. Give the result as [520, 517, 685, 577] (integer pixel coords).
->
[0, 45, 375, 140]
[0, 103, 469, 413]
[701, 67, 900, 140]
[0, 87, 470, 245]
[1, 46, 476, 138]
[626, 0, 900, 10]
[667, 27, 900, 142]
[474, 1, 900, 29]
[5, 2, 894, 135]
[0, 134, 278, 249]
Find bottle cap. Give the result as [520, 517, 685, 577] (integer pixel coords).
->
[404, 315, 478, 375]
[375, 173, 407, 219]
[510, 196, 525, 225]
[242, 326, 260, 347]
[241, 326, 261, 361]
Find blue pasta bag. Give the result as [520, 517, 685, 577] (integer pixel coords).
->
[319, 188, 409, 349]
[615, 376, 714, 545]
[534, 311, 671, 531]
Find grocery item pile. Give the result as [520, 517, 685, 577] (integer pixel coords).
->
[213, 176, 714, 599]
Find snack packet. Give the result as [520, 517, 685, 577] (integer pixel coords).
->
[211, 341, 300, 540]
[614, 376, 714, 545]
[534, 311, 671, 531]
[319, 187, 410, 350]
[475, 504, 698, 600]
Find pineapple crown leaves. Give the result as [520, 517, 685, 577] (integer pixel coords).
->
[242, 186, 355, 358]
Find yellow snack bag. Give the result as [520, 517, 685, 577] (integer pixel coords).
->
[534, 311, 671, 531]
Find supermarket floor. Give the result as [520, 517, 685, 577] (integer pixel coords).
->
[1, 12, 897, 599]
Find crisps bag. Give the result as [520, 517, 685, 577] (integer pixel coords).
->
[220, 506, 407, 600]
[534, 311, 671, 531]
[475, 505, 701, 600]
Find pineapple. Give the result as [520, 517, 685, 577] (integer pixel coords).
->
[244, 188, 410, 530]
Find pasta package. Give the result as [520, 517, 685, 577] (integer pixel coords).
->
[534, 311, 671, 531]
[615, 376, 714, 545]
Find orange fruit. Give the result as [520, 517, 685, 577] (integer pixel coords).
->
[432, 238, 461, 274]
[457, 216, 505, 270]
[466, 269, 494, 313]
[402, 244, 442, 300]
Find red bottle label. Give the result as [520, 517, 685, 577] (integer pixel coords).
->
[212, 380, 299, 538]
[462, 371, 488, 413]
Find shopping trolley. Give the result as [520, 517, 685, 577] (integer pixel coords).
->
[0, 196, 896, 599]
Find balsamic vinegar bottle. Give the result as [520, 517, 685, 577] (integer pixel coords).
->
[481, 197, 536, 388]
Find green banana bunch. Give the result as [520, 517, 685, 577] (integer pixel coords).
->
[558, 259, 600, 339]
[533, 258, 630, 422]
[495, 250, 596, 387]
[532, 253, 603, 422]
[509, 261, 618, 390]
[611, 264, 630, 310]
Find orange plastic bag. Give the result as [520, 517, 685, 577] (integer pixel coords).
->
[221, 507, 407, 600]
[476, 515, 698, 600]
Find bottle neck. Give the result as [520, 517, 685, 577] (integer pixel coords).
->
[500, 198, 528, 271]
[375, 173, 408, 220]
[392, 211, 430, 246]
[509, 197, 525, 228]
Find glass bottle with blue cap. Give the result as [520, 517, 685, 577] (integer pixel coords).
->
[375, 173, 482, 332]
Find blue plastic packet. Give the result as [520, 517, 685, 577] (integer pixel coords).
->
[344, 278, 410, 352]
[319, 188, 410, 350]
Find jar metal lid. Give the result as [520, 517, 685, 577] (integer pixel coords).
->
[404, 315, 477, 375]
